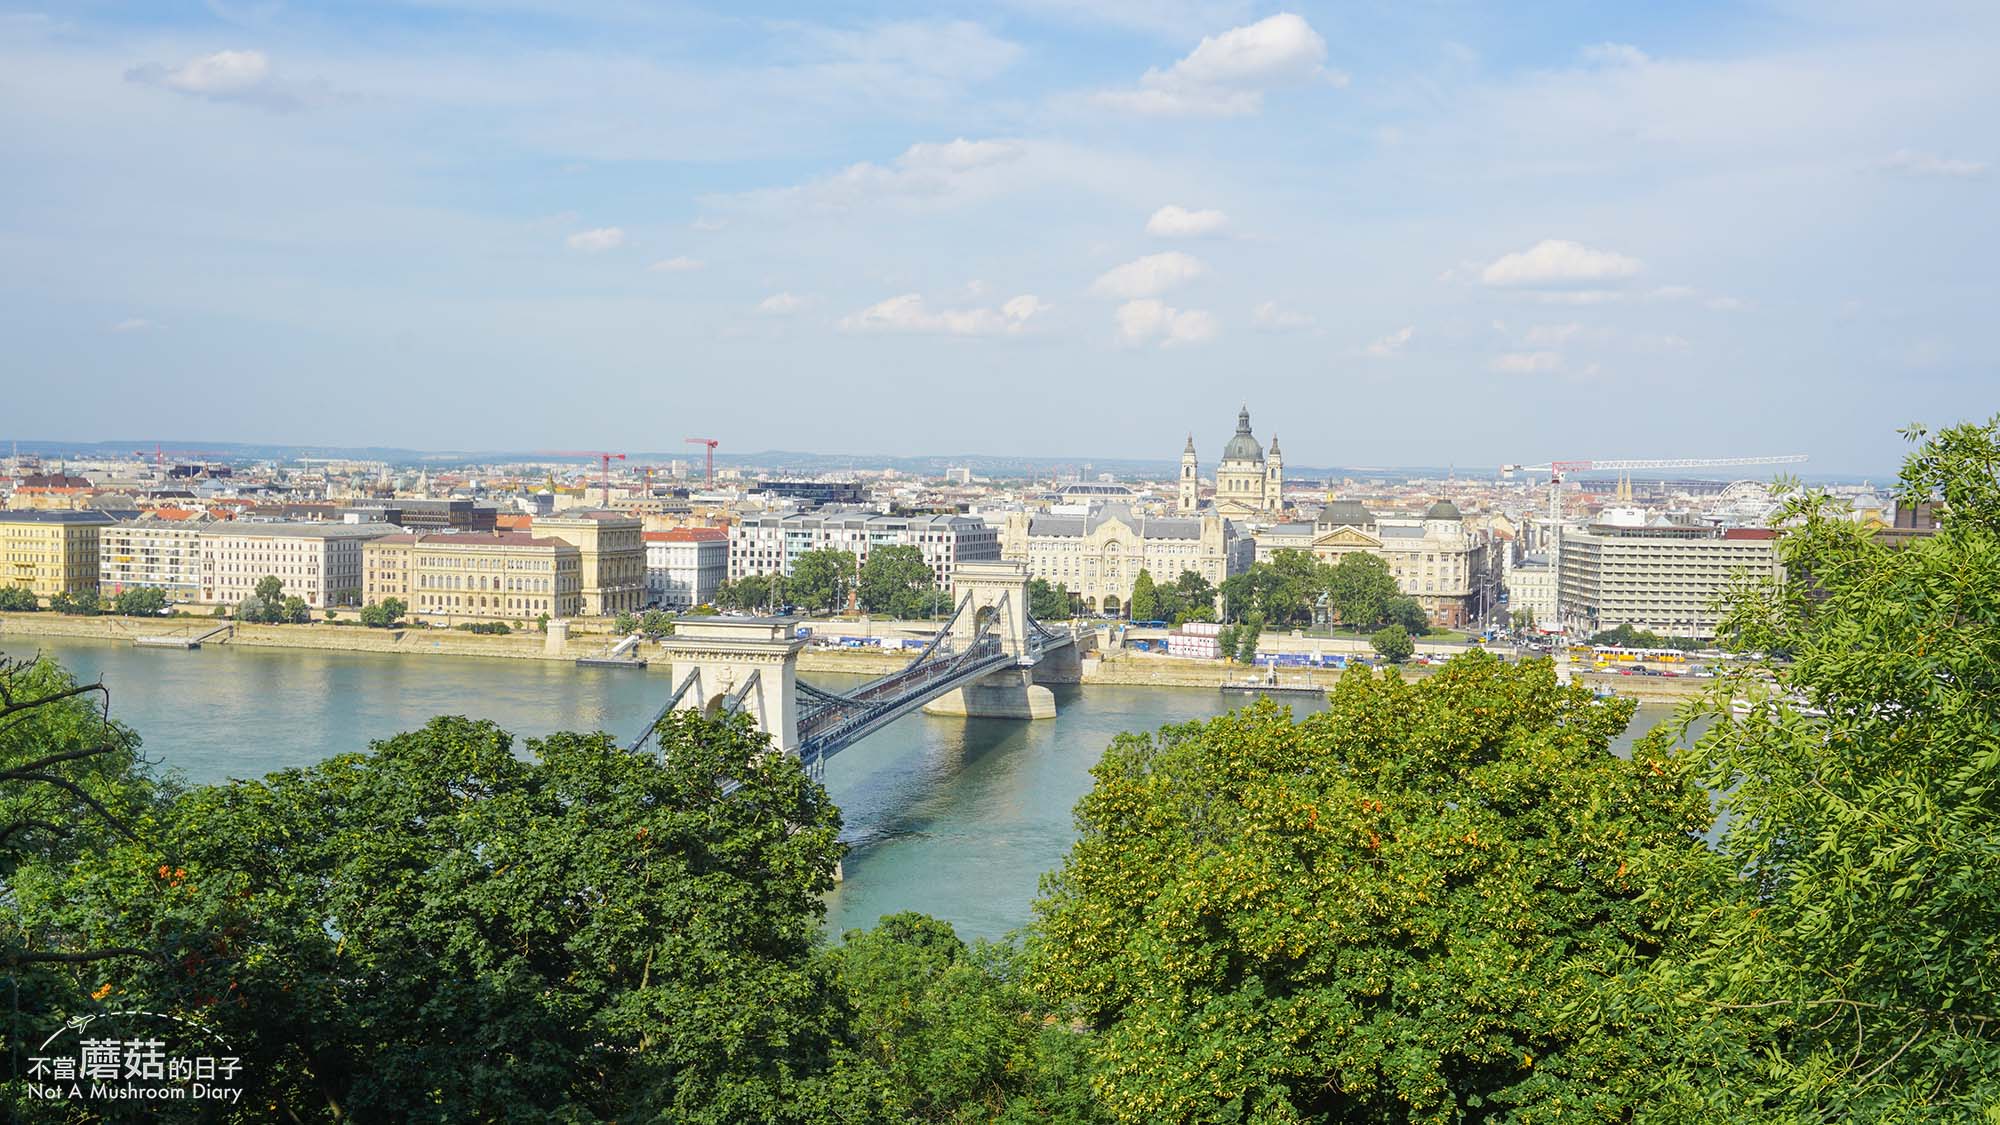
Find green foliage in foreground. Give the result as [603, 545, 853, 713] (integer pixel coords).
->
[9, 710, 849, 1122]
[1637, 417, 2000, 1121]
[1031, 657, 1720, 1122]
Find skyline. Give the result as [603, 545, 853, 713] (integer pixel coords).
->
[4, 1, 1995, 469]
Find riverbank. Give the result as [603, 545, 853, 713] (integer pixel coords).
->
[1, 612, 1709, 704]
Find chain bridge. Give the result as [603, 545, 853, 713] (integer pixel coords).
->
[626, 561, 1080, 777]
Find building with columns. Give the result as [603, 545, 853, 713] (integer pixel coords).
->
[997, 503, 1249, 616]
[1180, 406, 1284, 519]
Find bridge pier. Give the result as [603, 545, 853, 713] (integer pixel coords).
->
[921, 667, 1056, 720]
[656, 617, 805, 754]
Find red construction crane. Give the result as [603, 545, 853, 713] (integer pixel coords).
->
[538, 450, 627, 507]
[684, 438, 719, 487]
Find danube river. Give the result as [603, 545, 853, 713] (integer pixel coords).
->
[9, 637, 1685, 942]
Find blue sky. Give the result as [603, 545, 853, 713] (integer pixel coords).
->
[2, 1, 1993, 473]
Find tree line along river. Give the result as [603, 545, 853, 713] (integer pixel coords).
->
[8, 636, 1684, 942]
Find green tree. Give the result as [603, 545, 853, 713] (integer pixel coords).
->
[0, 656, 167, 1085]
[1027, 578, 1074, 621]
[1327, 552, 1400, 630]
[1371, 622, 1415, 663]
[791, 550, 858, 614]
[1128, 570, 1158, 622]
[112, 587, 169, 616]
[1032, 658, 1717, 1122]
[253, 575, 285, 605]
[14, 709, 850, 1122]
[1384, 595, 1430, 637]
[359, 597, 407, 628]
[638, 609, 675, 637]
[49, 589, 102, 616]
[613, 612, 640, 634]
[1510, 609, 1535, 633]
[1234, 613, 1264, 664]
[1642, 417, 2000, 1119]
[0, 585, 38, 611]
[825, 913, 1106, 1123]
[1214, 623, 1240, 663]
[857, 546, 937, 619]
[281, 595, 310, 624]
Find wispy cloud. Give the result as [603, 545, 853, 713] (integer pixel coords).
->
[1877, 148, 1988, 179]
[1252, 300, 1313, 331]
[839, 292, 1047, 336]
[1480, 239, 1643, 288]
[125, 49, 313, 111]
[1363, 326, 1414, 357]
[1116, 299, 1217, 347]
[1092, 251, 1205, 299]
[1146, 204, 1229, 237]
[565, 227, 626, 252]
[648, 256, 704, 272]
[758, 292, 805, 315]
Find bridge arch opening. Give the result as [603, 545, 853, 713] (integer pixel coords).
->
[701, 692, 728, 718]
[973, 605, 997, 637]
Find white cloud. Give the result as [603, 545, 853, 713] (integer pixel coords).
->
[1580, 42, 1650, 68]
[1523, 322, 1583, 346]
[648, 256, 704, 272]
[1491, 351, 1565, 374]
[838, 292, 1047, 336]
[1096, 13, 1339, 117]
[690, 217, 728, 232]
[565, 227, 626, 252]
[1878, 149, 1988, 179]
[758, 292, 805, 315]
[110, 318, 157, 333]
[125, 49, 308, 111]
[1480, 239, 1643, 288]
[718, 137, 1027, 213]
[1116, 299, 1217, 347]
[1648, 285, 1744, 310]
[1146, 204, 1230, 237]
[1091, 251, 1205, 298]
[1364, 325, 1414, 357]
[1252, 300, 1313, 331]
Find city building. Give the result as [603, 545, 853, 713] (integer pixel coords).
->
[0, 510, 114, 602]
[534, 513, 645, 616]
[997, 504, 1247, 616]
[752, 480, 866, 508]
[363, 532, 581, 623]
[342, 498, 498, 532]
[644, 527, 728, 610]
[1557, 521, 1781, 639]
[728, 513, 1000, 588]
[1256, 499, 1491, 629]
[1504, 554, 1558, 631]
[100, 519, 207, 602]
[198, 523, 396, 609]
[1181, 406, 1284, 518]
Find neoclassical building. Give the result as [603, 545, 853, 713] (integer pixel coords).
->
[1255, 499, 1490, 628]
[998, 503, 1250, 616]
[1180, 406, 1284, 519]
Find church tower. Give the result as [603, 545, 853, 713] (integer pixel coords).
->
[1265, 433, 1284, 515]
[1178, 434, 1199, 514]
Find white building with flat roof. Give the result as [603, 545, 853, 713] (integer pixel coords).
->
[199, 523, 396, 609]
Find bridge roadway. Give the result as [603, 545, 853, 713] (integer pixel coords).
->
[628, 561, 1081, 779]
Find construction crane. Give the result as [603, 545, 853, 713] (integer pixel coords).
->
[684, 438, 719, 487]
[537, 451, 626, 507]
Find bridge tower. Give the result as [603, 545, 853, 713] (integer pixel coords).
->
[925, 560, 1056, 720]
[947, 559, 1033, 658]
[655, 617, 806, 753]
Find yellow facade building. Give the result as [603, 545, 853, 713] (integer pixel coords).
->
[363, 532, 582, 624]
[0, 510, 113, 603]
[533, 513, 645, 617]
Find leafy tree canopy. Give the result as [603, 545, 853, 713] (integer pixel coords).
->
[1032, 656, 1718, 1122]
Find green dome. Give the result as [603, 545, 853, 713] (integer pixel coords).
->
[1221, 406, 1264, 462]
[1424, 499, 1462, 520]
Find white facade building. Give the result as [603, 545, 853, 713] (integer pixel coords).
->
[198, 523, 395, 609]
[99, 520, 207, 602]
[727, 513, 999, 587]
[644, 528, 728, 610]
